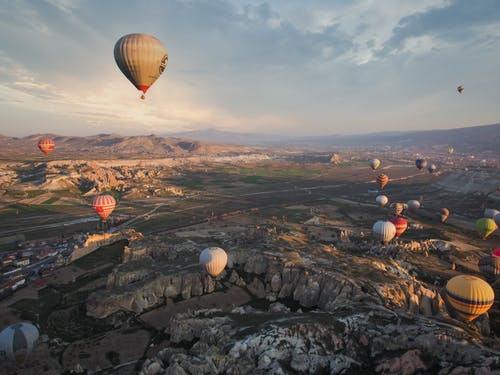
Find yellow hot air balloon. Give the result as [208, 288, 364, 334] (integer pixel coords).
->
[445, 275, 494, 322]
[447, 146, 454, 155]
[475, 218, 498, 240]
[200, 247, 228, 277]
[114, 33, 168, 99]
[369, 158, 380, 171]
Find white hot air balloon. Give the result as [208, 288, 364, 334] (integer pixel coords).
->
[200, 247, 228, 277]
[484, 208, 500, 219]
[369, 158, 381, 171]
[0, 322, 39, 362]
[407, 200, 421, 211]
[114, 33, 168, 99]
[372, 220, 396, 244]
[376, 195, 389, 207]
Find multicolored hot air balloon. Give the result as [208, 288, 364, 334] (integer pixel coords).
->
[114, 33, 168, 99]
[376, 195, 389, 207]
[38, 139, 55, 156]
[457, 85, 464, 94]
[199, 247, 228, 277]
[478, 256, 500, 284]
[92, 195, 116, 222]
[390, 202, 405, 216]
[0, 322, 39, 362]
[415, 159, 427, 170]
[427, 164, 437, 174]
[372, 220, 396, 244]
[389, 216, 408, 238]
[438, 208, 450, 223]
[445, 275, 493, 322]
[376, 174, 389, 190]
[369, 158, 380, 171]
[475, 218, 497, 240]
[407, 200, 421, 212]
[492, 248, 500, 258]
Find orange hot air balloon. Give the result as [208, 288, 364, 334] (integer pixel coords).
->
[92, 195, 116, 222]
[438, 208, 450, 223]
[376, 174, 389, 190]
[389, 216, 408, 238]
[38, 139, 55, 156]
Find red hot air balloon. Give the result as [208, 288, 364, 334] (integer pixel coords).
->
[389, 216, 408, 238]
[376, 174, 389, 190]
[92, 195, 116, 222]
[492, 248, 500, 258]
[38, 139, 55, 156]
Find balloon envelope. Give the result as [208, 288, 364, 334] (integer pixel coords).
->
[375, 195, 388, 207]
[415, 159, 427, 170]
[447, 146, 454, 155]
[427, 164, 437, 173]
[475, 218, 497, 239]
[484, 209, 500, 219]
[92, 195, 116, 221]
[492, 248, 500, 258]
[390, 203, 405, 216]
[372, 220, 396, 244]
[389, 216, 408, 238]
[114, 33, 168, 97]
[200, 247, 228, 277]
[457, 85, 464, 93]
[376, 174, 389, 190]
[0, 322, 39, 362]
[478, 256, 500, 283]
[445, 275, 493, 322]
[407, 200, 421, 211]
[38, 139, 55, 156]
[438, 208, 450, 223]
[369, 158, 380, 170]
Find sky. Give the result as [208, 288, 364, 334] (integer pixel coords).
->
[0, 0, 500, 137]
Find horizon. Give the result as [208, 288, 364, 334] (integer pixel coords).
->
[1, 1, 500, 136]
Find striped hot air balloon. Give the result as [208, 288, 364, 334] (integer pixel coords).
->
[445, 275, 494, 322]
[372, 220, 396, 244]
[114, 33, 168, 99]
[38, 139, 55, 156]
[92, 195, 116, 222]
[415, 159, 427, 170]
[200, 247, 228, 277]
[376, 195, 388, 207]
[0, 322, 39, 362]
[478, 256, 500, 284]
[476, 218, 497, 240]
[376, 174, 389, 190]
[369, 158, 380, 171]
[390, 203, 405, 216]
[437, 208, 450, 223]
[389, 216, 408, 238]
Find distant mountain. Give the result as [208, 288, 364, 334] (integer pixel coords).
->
[0, 133, 251, 160]
[171, 123, 500, 154]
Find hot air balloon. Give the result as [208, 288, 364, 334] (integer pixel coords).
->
[376, 174, 389, 190]
[38, 139, 55, 156]
[407, 200, 421, 212]
[114, 33, 168, 100]
[457, 85, 464, 94]
[476, 218, 498, 240]
[495, 213, 500, 226]
[372, 220, 396, 244]
[415, 159, 427, 170]
[484, 208, 500, 219]
[389, 216, 408, 238]
[369, 158, 380, 171]
[445, 275, 493, 322]
[447, 146, 454, 155]
[199, 247, 227, 277]
[92, 195, 116, 222]
[438, 208, 450, 223]
[390, 203, 405, 216]
[427, 164, 437, 174]
[492, 248, 500, 258]
[376, 195, 388, 207]
[0, 322, 39, 362]
[478, 256, 500, 284]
